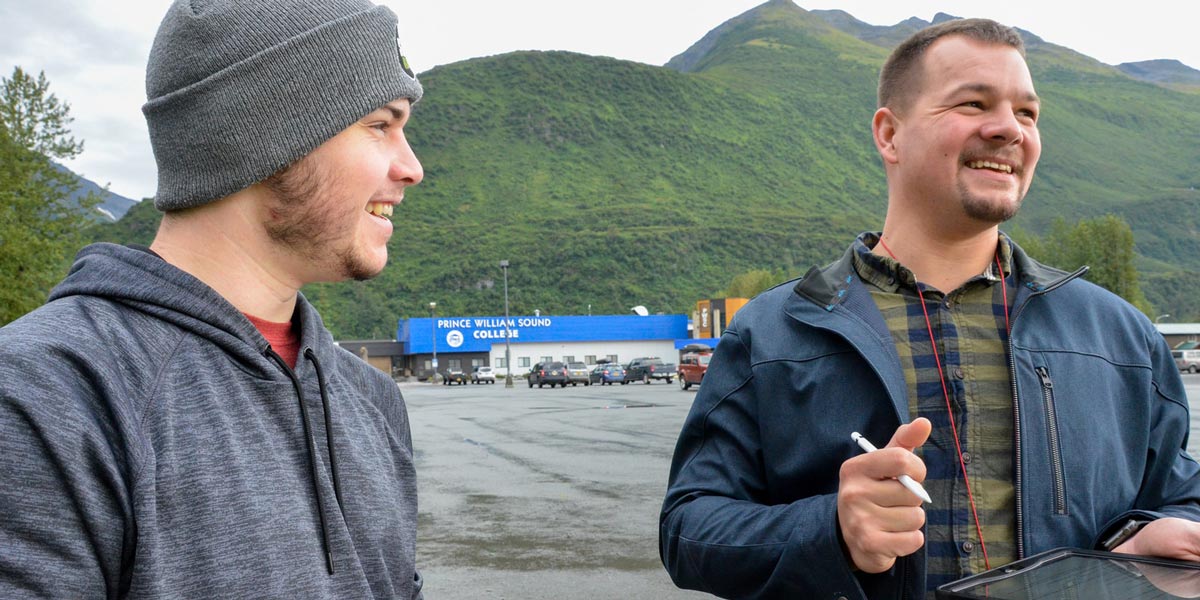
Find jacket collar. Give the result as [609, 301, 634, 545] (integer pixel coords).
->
[793, 232, 1081, 310]
[782, 232, 1085, 424]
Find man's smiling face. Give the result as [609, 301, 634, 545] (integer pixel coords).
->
[260, 98, 424, 283]
[888, 35, 1041, 226]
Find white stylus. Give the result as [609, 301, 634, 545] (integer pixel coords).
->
[851, 431, 933, 504]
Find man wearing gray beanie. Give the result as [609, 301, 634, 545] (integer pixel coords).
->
[0, 1, 427, 598]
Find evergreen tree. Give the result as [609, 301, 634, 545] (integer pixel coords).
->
[723, 268, 791, 299]
[1011, 215, 1152, 315]
[0, 67, 93, 325]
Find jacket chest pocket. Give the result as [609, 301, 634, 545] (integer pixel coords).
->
[1035, 366, 1068, 516]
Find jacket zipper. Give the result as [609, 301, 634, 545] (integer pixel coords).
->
[1036, 367, 1068, 515]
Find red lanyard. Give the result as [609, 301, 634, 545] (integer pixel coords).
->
[876, 237, 1011, 571]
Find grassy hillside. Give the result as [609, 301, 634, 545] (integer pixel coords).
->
[88, 1, 1200, 337]
[351, 46, 886, 337]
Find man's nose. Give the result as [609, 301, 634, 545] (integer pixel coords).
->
[390, 138, 423, 186]
[980, 107, 1023, 145]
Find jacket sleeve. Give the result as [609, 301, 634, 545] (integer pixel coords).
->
[659, 327, 895, 599]
[1132, 332, 1200, 518]
[1095, 326, 1200, 546]
[0, 343, 132, 599]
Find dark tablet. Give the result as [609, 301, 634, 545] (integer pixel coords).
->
[936, 548, 1200, 599]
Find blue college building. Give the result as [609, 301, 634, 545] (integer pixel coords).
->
[395, 314, 690, 379]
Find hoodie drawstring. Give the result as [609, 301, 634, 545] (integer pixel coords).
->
[307, 349, 345, 514]
[267, 349, 342, 575]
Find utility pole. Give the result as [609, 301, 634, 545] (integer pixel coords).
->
[500, 260, 513, 388]
[429, 301, 438, 383]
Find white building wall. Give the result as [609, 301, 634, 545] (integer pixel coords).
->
[489, 340, 677, 374]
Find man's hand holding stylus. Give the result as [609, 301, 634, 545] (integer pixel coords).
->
[837, 418, 932, 573]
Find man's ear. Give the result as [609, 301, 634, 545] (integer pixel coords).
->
[872, 107, 900, 165]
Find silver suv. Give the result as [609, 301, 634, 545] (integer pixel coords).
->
[1174, 349, 1200, 373]
[471, 366, 496, 384]
[565, 362, 590, 386]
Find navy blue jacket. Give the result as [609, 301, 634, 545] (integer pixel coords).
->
[660, 239, 1200, 599]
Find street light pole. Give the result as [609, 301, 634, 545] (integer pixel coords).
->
[1156, 313, 1171, 324]
[500, 260, 513, 388]
[429, 301, 438, 383]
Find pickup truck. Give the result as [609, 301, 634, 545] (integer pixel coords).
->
[677, 346, 713, 390]
[625, 357, 676, 384]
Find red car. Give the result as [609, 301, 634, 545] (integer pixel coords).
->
[678, 346, 713, 390]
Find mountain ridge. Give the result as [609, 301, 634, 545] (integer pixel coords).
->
[53, 162, 138, 221]
[1118, 59, 1200, 91]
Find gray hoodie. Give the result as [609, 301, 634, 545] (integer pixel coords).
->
[0, 243, 421, 598]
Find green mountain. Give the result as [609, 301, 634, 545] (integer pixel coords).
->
[89, 1, 1200, 338]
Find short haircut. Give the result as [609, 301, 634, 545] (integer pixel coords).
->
[878, 18, 1026, 112]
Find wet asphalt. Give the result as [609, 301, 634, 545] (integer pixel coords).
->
[405, 373, 1200, 599]
[405, 378, 711, 599]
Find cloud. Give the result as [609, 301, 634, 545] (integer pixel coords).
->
[1, 1, 162, 200]
[0, 0, 151, 80]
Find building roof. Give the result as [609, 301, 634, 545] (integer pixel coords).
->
[1156, 323, 1200, 335]
[337, 340, 404, 357]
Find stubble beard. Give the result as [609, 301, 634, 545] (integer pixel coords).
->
[956, 178, 1025, 224]
[956, 147, 1034, 225]
[262, 158, 381, 282]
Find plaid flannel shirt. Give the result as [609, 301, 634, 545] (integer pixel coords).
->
[852, 232, 1019, 595]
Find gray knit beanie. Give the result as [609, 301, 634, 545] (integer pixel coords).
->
[142, 0, 424, 211]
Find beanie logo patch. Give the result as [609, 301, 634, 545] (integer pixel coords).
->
[398, 37, 415, 79]
[400, 53, 415, 78]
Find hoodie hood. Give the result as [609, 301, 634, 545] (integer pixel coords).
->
[4, 242, 420, 593]
[49, 243, 332, 379]
[50, 242, 376, 577]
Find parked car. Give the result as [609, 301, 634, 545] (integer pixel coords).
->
[471, 366, 496, 384]
[1175, 349, 1200, 373]
[528, 361, 570, 388]
[565, 362, 590, 386]
[442, 368, 468, 385]
[625, 357, 676, 384]
[678, 346, 713, 390]
[589, 364, 626, 385]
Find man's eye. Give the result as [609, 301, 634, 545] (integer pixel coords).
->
[961, 101, 984, 109]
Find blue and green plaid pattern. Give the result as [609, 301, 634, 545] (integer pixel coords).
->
[852, 233, 1018, 596]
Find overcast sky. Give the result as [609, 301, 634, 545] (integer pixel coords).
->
[2, 0, 1197, 202]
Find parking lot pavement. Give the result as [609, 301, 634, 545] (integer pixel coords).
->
[404, 379, 711, 599]
[404, 374, 1200, 599]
